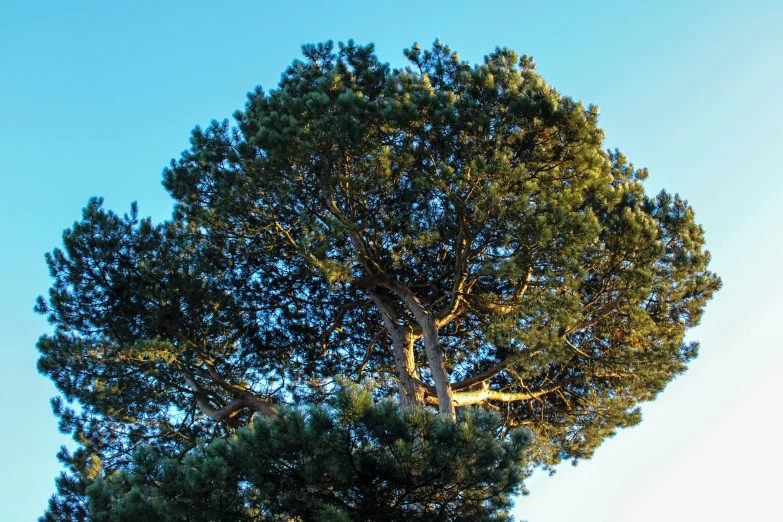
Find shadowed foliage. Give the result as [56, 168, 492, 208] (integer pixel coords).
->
[71, 384, 528, 522]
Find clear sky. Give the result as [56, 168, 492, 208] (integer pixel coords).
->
[1, 1, 781, 520]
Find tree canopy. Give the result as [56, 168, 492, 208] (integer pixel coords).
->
[37, 40, 720, 520]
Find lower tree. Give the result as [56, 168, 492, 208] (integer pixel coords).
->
[64, 384, 528, 522]
[37, 41, 720, 521]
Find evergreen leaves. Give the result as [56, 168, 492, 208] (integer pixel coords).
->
[83, 384, 528, 522]
[37, 40, 720, 520]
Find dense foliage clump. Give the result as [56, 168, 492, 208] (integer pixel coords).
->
[60, 385, 526, 522]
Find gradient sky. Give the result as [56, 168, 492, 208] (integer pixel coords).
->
[1, 1, 781, 520]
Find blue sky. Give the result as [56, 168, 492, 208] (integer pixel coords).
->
[1, 1, 781, 520]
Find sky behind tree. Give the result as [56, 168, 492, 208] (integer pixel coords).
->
[1, 1, 781, 520]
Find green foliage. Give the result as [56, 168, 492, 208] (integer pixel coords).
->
[81, 384, 528, 521]
[37, 40, 720, 520]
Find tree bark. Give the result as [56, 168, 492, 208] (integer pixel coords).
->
[182, 372, 276, 422]
[370, 291, 426, 409]
[378, 281, 456, 420]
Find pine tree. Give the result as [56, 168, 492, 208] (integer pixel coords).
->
[75, 383, 528, 522]
[37, 40, 720, 520]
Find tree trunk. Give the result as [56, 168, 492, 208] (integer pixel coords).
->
[370, 291, 425, 410]
[379, 283, 456, 420]
[396, 332, 426, 410]
[417, 313, 456, 419]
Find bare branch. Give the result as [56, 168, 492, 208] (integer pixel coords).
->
[435, 219, 470, 328]
[357, 328, 385, 379]
[450, 358, 514, 392]
[319, 300, 370, 349]
[182, 370, 275, 423]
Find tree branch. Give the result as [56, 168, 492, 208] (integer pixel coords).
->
[357, 328, 385, 379]
[182, 370, 275, 423]
[319, 300, 370, 349]
[435, 219, 470, 328]
[450, 358, 514, 392]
